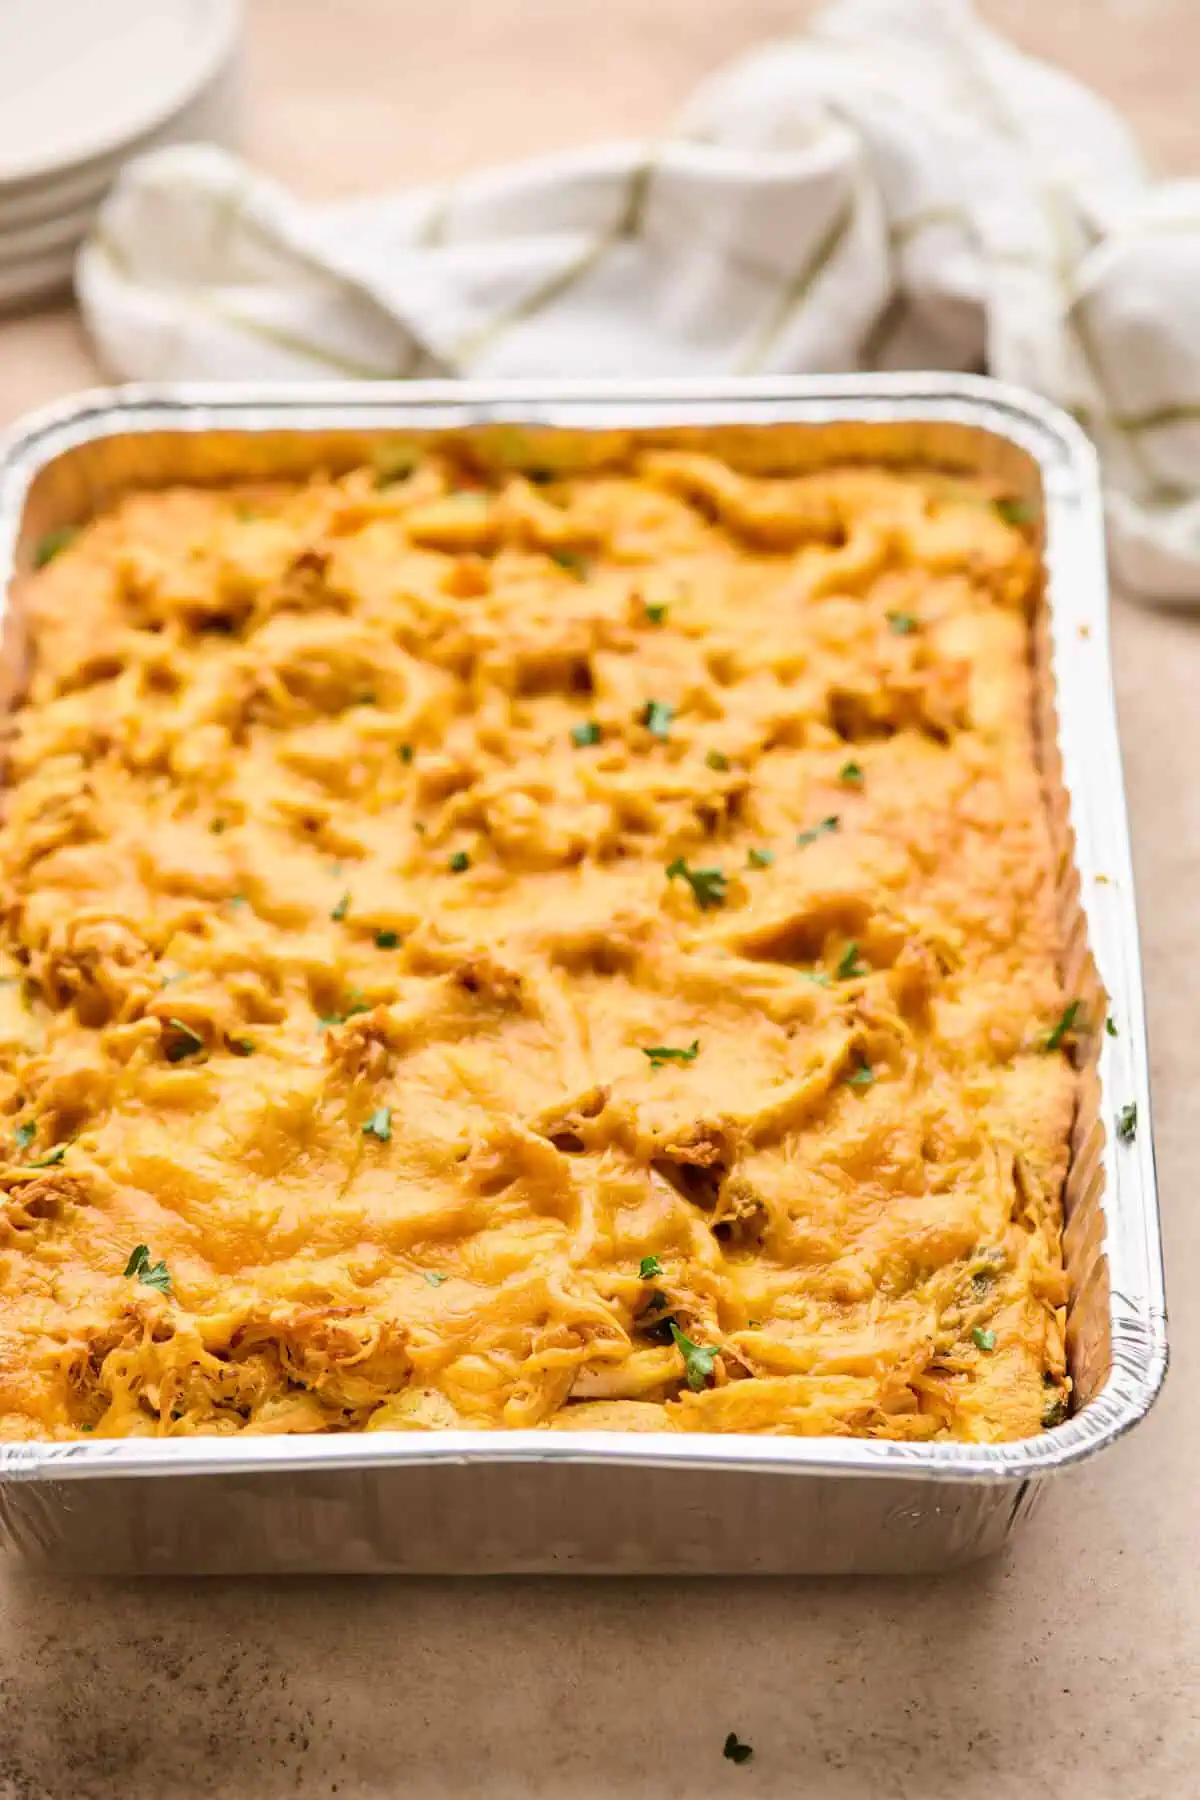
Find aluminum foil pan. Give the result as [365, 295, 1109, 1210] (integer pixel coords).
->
[0, 375, 1167, 1573]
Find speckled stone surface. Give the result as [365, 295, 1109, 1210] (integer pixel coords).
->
[0, 4, 1194, 1795]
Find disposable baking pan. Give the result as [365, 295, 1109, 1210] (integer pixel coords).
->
[0, 375, 1167, 1574]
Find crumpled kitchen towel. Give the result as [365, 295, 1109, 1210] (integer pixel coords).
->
[77, 0, 1200, 601]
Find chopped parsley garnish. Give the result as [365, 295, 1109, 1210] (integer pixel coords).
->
[210, 818, 227, 835]
[642, 1039, 700, 1068]
[32, 525, 78, 568]
[375, 930, 400, 949]
[25, 1143, 67, 1168]
[836, 941, 865, 980]
[398, 743, 414, 764]
[645, 603, 668, 625]
[448, 851, 470, 873]
[331, 892, 351, 922]
[639, 1255, 663, 1279]
[1116, 1102, 1137, 1143]
[639, 699, 675, 740]
[571, 720, 602, 748]
[797, 815, 840, 848]
[424, 1271, 448, 1288]
[165, 1018, 205, 1063]
[229, 1038, 255, 1057]
[123, 1244, 171, 1294]
[839, 760, 864, 785]
[705, 749, 730, 772]
[669, 1323, 719, 1391]
[1042, 1396, 1068, 1428]
[846, 1061, 874, 1089]
[373, 441, 421, 487]
[746, 847, 774, 870]
[665, 856, 728, 911]
[723, 1734, 754, 1767]
[1043, 1000, 1083, 1051]
[549, 548, 589, 579]
[995, 496, 1040, 526]
[887, 611, 918, 635]
[363, 1107, 392, 1142]
[972, 1326, 997, 1353]
[14, 1122, 35, 1151]
[316, 993, 372, 1031]
[1106, 1016, 1118, 1038]
[229, 893, 248, 908]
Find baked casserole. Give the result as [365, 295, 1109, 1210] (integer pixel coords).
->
[0, 438, 1075, 1442]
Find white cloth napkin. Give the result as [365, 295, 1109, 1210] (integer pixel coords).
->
[78, 0, 1200, 602]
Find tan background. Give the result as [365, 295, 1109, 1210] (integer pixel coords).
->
[0, 3, 1195, 1796]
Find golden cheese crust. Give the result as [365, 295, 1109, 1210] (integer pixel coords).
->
[0, 445, 1073, 1442]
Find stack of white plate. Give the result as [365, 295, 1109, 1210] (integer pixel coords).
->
[0, 0, 240, 312]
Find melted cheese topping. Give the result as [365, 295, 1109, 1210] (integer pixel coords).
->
[0, 446, 1073, 1442]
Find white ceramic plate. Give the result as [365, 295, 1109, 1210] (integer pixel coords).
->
[0, 0, 240, 187]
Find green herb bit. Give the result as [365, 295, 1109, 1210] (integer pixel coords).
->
[887, 611, 918, 635]
[746, 848, 774, 870]
[705, 749, 730, 772]
[995, 496, 1039, 526]
[723, 1734, 754, 1767]
[1042, 1395, 1068, 1429]
[375, 930, 400, 949]
[846, 1061, 874, 1089]
[165, 1018, 205, 1063]
[398, 743, 414, 764]
[25, 1143, 67, 1168]
[424, 1271, 448, 1288]
[331, 892, 351, 922]
[639, 1255, 663, 1279]
[549, 548, 590, 579]
[363, 1106, 393, 1143]
[32, 525, 78, 569]
[571, 720, 602, 748]
[665, 856, 728, 911]
[14, 1122, 34, 1152]
[1116, 1102, 1137, 1143]
[210, 818, 227, 835]
[373, 441, 422, 487]
[645, 603, 668, 625]
[639, 699, 675, 740]
[1106, 1016, 1118, 1039]
[229, 893, 249, 908]
[669, 1322, 719, 1392]
[839, 760, 864, 786]
[448, 851, 470, 874]
[642, 1039, 700, 1069]
[1043, 999, 1083, 1052]
[797, 815, 840, 848]
[123, 1244, 172, 1294]
[229, 1038, 255, 1057]
[972, 1326, 997, 1353]
[836, 941, 866, 980]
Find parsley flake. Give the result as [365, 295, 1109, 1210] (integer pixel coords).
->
[642, 1039, 700, 1069]
[723, 1734, 754, 1767]
[1042, 1395, 1068, 1428]
[331, 892, 351, 923]
[836, 941, 866, 980]
[229, 1037, 255, 1057]
[887, 611, 918, 635]
[846, 1061, 874, 1089]
[363, 1107, 392, 1143]
[639, 1255, 663, 1279]
[424, 1271, 448, 1288]
[665, 856, 728, 911]
[165, 1018, 205, 1063]
[1116, 1102, 1137, 1143]
[124, 1244, 172, 1294]
[995, 496, 1039, 526]
[398, 743, 414, 764]
[1106, 1016, 1118, 1039]
[797, 815, 840, 848]
[375, 930, 400, 949]
[550, 548, 590, 579]
[316, 994, 372, 1031]
[448, 851, 470, 874]
[25, 1143, 67, 1168]
[670, 1322, 719, 1391]
[705, 749, 730, 772]
[571, 720, 602, 748]
[645, 603, 668, 625]
[639, 699, 675, 740]
[746, 847, 774, 870]
[1043, 1000, 1083, 1052]
[14, 1122, 34, 1152]
[972, 1326, 997, 1353]
[32, 525, 78, 569]
[839, 760, 864, 786]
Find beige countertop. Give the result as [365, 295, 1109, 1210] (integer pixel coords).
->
[0, 4, 1195, 1796]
